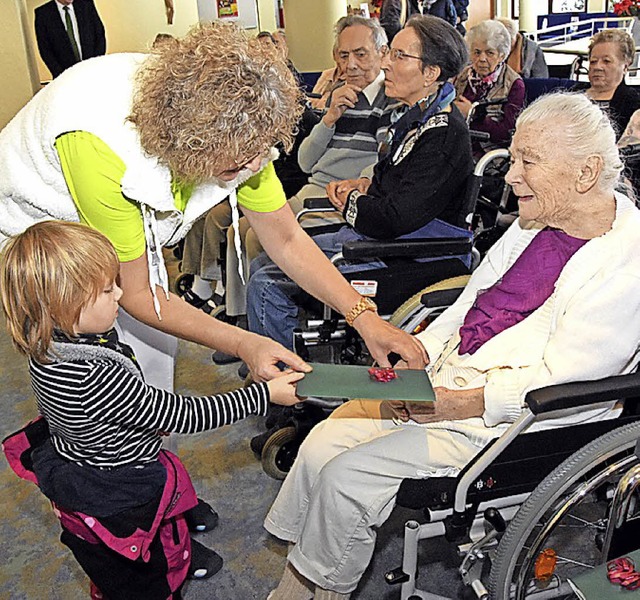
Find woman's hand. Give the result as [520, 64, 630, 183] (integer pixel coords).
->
[266, 370, 306, 406]
[454, 96, 473, 118]
[326, 178, 371, 211]
[352, 311, 428, 369]
[236, 332, 312, 383]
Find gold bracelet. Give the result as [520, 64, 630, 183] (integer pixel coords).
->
[345, 296, 377, 327]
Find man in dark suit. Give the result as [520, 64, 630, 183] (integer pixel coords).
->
[35, 0, 106, 79]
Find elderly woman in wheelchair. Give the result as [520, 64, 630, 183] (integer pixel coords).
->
[265, 92, 640, 600]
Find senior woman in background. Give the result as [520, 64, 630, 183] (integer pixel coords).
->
[454, 19, 525, 154]
[576, 28, 640, 139]
[265, 92, 640, 600]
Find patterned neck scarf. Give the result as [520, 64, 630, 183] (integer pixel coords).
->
[379, 81, 456, 160]
[467, 62, 504, 100]
[52, 328, 141, 374]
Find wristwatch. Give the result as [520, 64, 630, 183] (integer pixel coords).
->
[345, 296, 378, 327]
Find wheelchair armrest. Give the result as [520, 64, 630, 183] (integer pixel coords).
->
[525, 371, 640, 415]
[420, 287, 465, 308]
[303, 197, 335, 211]
[341, 237, 472, 260]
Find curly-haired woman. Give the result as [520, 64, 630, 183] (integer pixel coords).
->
[0, 21, 425, 381]
[0, 21, 426, 573]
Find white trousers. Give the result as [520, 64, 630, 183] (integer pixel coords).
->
[264, 399, 482, 594]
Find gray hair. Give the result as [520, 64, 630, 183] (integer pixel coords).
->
[517, 92, 623, 191]
[467, 20, 512, 58]
[590, 28, 635, 66]
[405, 14, 468, 81]
[493, 17, 518, 45]
[335, 15, 388, 51]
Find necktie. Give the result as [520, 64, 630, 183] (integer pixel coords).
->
[63, 6, 80, 62]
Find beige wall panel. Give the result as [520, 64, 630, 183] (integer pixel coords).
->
[26, 0, 201, 82]
[283, 0, 347, 72]
[0, 0, 40, 129]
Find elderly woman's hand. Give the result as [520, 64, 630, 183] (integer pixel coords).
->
[326, 178, 371, 211]
[384, 387, 485, 424]
[236, 332, 312, 382]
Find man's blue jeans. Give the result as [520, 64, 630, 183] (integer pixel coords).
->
[246, 221, 471, 351]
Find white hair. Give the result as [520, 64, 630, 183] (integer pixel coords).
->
[467, 20, 512, 58]
[517, 92, 623, 191]
[493, 17, 518, 44]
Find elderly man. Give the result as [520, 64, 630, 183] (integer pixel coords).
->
[292, 15, 392, 216]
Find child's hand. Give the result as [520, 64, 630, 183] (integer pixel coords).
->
[267, 370, 306, 406]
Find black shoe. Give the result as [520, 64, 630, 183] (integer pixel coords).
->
[201, 294, 225, 316]
[182, 289, 208, 310]
[185, 498, 219, 533]
[250, 426, 279, 457]
[237, 362, 250, 380]
[212, 350, 242, 365]
[188, 538, 223, 580]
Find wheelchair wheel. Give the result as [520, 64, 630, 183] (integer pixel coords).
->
[174, 273, 193, 296]
[488, 419, 640, 600]
[261, 426, 301, 480]
[388, 275, 470, 334]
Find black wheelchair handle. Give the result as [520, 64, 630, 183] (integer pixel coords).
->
[469, 130, 491, 142]
[473, 97, 509, 107]
[620, 143, 640, 160]
[341, 237, 472, 260]
[303, 197, 333, 210]
[525, 371, 640, 415]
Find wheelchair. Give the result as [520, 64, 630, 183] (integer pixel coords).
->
[257, 149, 512, 479]
[385, 371, 640, 600]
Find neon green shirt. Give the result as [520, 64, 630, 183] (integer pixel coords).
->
[55, 131, 286, 261]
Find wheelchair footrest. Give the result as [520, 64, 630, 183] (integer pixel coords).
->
[384, 567, 410, 585]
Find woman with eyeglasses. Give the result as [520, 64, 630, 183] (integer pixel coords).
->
[454, 19, 525, 155]
[246, 15, 473, 369]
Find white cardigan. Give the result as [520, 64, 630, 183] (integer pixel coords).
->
[416, 193, 640, 446]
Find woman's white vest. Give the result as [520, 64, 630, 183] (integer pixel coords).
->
[0, 53, 270, 314]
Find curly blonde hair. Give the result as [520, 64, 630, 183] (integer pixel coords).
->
[129, 22, 303, 183]
[0, 221, 120, 363]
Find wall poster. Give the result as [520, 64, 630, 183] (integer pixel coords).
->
[217, 0, 239, 18]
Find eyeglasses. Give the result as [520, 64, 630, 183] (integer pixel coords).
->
[387, 48, 422, 62]
[216, 151, 263, 179]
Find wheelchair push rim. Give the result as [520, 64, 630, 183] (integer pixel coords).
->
[488, 419, 640, 600]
